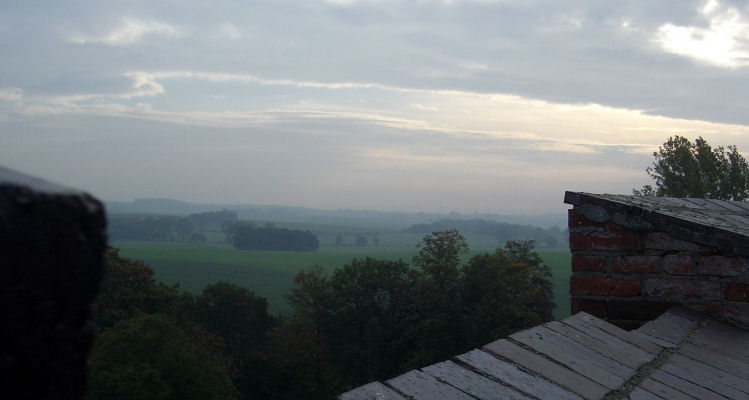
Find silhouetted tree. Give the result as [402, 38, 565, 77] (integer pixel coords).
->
[635, 135, 749, 200]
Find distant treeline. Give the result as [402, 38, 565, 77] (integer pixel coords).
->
[223, 221, 319, 251]
[404, 218, 567, 248]
[108, 210, 238, 242]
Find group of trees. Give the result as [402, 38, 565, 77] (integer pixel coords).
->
[223, 222, 319, 251]
[405, 219, 565, 249]
[107, 210, 238, 243]
[88, 230, 554, 400]
[636, 135, 749, 200]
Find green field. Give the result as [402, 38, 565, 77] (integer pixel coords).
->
[114, 241, 572, 320]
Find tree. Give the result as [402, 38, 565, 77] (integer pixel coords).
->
[327, 258, 414, 384]
[412, 229, 468, 294]
[462, 240, 554, 344]
[406, 229, 469, 368]
[86, 313, 238, 400]
[93, 247, 180, 330]
[635, 135, 749, 200]
[181, 282, 274, 399]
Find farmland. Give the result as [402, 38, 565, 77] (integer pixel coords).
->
[113, 241, 572, 319]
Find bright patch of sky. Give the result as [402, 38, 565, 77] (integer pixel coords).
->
[1, 0, 749, 214]
[655, 0, 749, 67]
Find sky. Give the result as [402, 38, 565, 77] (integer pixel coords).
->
[2, 0, 749, 214]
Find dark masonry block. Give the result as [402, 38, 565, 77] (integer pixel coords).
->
[0, 165, 106, 400]
[612, 255, 659, 274]
[726, 283, 749, 302]
[571, 254, 607, 272]
[607, 300, 676, 322]
[568, 209, 604, 229]
[571, 299, 607, 319]
[570, 276, 641, 297]
[569, 231, 644, 251]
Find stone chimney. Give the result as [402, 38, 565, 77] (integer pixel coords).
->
[565, 192, 749, 329]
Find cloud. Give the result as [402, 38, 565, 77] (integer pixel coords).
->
[122, 72, 165, 98]
[654, 0, 749, 67]
[71, 17, 182, 46]
[0, 88, 23, 102]
[215, 22, 242, 39]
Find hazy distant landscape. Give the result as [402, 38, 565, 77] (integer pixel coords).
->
[107, 198, 572, 319]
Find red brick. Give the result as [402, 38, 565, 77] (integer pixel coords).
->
[696, 256, 748, 277]
[570, 276, 641, 297]
[571, 299, 606, 318]
[644, 232, 712, 252]
[568, 209, 603, 229]
[569, 231, 643, 251]
[643, 278, 722, 300]
[612, 256, 659, 274]
[572, 254, 607, 272]
[726, 283, 749, 302]
[662, 254, 695, 275]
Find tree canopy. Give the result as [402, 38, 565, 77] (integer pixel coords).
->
[92, 235, 554, 400]
[268, 231, 554, 398]
[635, 135, 749, 200]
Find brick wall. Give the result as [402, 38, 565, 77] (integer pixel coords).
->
[568, 206, 749, 329]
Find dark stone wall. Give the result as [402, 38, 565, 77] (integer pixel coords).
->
[0, 167, 106, 399]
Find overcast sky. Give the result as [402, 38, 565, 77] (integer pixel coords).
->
[2, 0, 749, 214]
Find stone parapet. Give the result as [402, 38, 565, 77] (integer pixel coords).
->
[0, 165, 106, 399]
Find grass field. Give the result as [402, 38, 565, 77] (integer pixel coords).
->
[114, 241, 572, 319]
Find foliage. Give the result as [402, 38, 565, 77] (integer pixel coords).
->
[95, 236, 558, 400]
[224, 221, 319, 251]
[107, 210, 236, 242]
[405, 219, 566, 248]
[635, 135, 749, 200]
[269, 230, 554, 398]
[462, 240, 554, 345]
[180, 282, 275, 399]
[93, 247, 180, 329]
[86, 313, 238, 400]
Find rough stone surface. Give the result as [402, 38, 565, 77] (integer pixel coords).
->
[611, 256, 659, 275]
[565, 192, 749, 326]
[0, 166, 106, 400]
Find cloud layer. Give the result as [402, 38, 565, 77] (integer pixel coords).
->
[2, 0, 749, 214]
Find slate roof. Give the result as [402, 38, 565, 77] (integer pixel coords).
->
[564, 192, 749, 255]
[338, 307, 749, 400]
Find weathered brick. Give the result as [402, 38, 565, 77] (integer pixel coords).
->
[726, 283, 749, 302]
[569, 231, 643, 251]
[571, 299, 607, 318]
[662, 254, 695, 275]
[570, 276, 641, 297]
[644, 232, 712, 252]
[572, 254, 607, 272]
[696, 256, 748, 277]
[643, 278, 722, 300]
[568, 209, 603, 229]
[612, 255, 659, 274]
